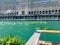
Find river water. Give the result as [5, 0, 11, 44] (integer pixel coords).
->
[0, 20, 60, 43]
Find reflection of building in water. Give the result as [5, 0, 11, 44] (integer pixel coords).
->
[0, 0, 60, 20]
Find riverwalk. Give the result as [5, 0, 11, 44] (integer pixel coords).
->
[25, 30, 60, 45]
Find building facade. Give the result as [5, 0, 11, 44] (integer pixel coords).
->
[0, 0, 60, 20]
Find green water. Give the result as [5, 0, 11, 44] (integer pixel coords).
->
[0, 21, 60, 43]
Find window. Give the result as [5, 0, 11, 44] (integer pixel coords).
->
[34, 11, 36, 13]
[55, 10, 58, 12]
[22, 11, 25, 15]
[52, 10, 54, 12]
[31, 11, 33, 14]
[42, 11, 45, 14]
[40, 11, 41, 14]
[49, 10, 51, 14]
[29, 11, 31, 14]
[59, 10, 60, 12]
[59, 10, 60, 14]
[49, 10, 51, 12]
[34, 11, 36, 14]
[37, 11, 39, 14]
[46, 11, 48, 14]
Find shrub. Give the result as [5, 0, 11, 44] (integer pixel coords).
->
[0, 36, 25, 45]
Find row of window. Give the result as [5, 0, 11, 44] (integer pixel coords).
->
[28, 10, 60, 15]
[0, 16, 59, 19]
[0, 12, 18, 16]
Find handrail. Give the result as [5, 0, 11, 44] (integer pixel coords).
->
[37, 30, 60, 34]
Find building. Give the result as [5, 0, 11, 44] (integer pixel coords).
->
[0, 0, 60, 20]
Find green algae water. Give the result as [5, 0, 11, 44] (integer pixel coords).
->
[0, 21, 60, 43]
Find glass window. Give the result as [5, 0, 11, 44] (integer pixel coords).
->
[59, 10, 60, 12]
[34, 11, 36, 13]
[46, 11, 48, 14]
[40, 11, 41, 14]
[22, 11, 25, 15]
[31, 11, 33, 14]
[34, 11, 36, 14]
[55, 10, 58, 12]
[52, 10, 54, 12]
[49, 10, 51, 14]
[37, 11, 39, 13]
[29, 11, 30, 14]
[42, 11, 45, 14]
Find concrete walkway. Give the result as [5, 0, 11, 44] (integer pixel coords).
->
[25, 30, 60, 45]
[25, 30, 42, 45]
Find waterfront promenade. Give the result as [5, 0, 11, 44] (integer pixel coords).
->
[25, 30, 60, 45]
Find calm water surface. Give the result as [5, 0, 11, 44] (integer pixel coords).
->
[0, 21, 60, 42]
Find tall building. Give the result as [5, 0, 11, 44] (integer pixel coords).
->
[0, 0, 60, 12]
[0, 0, 60, 20]
[17, 0, 60, 14]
